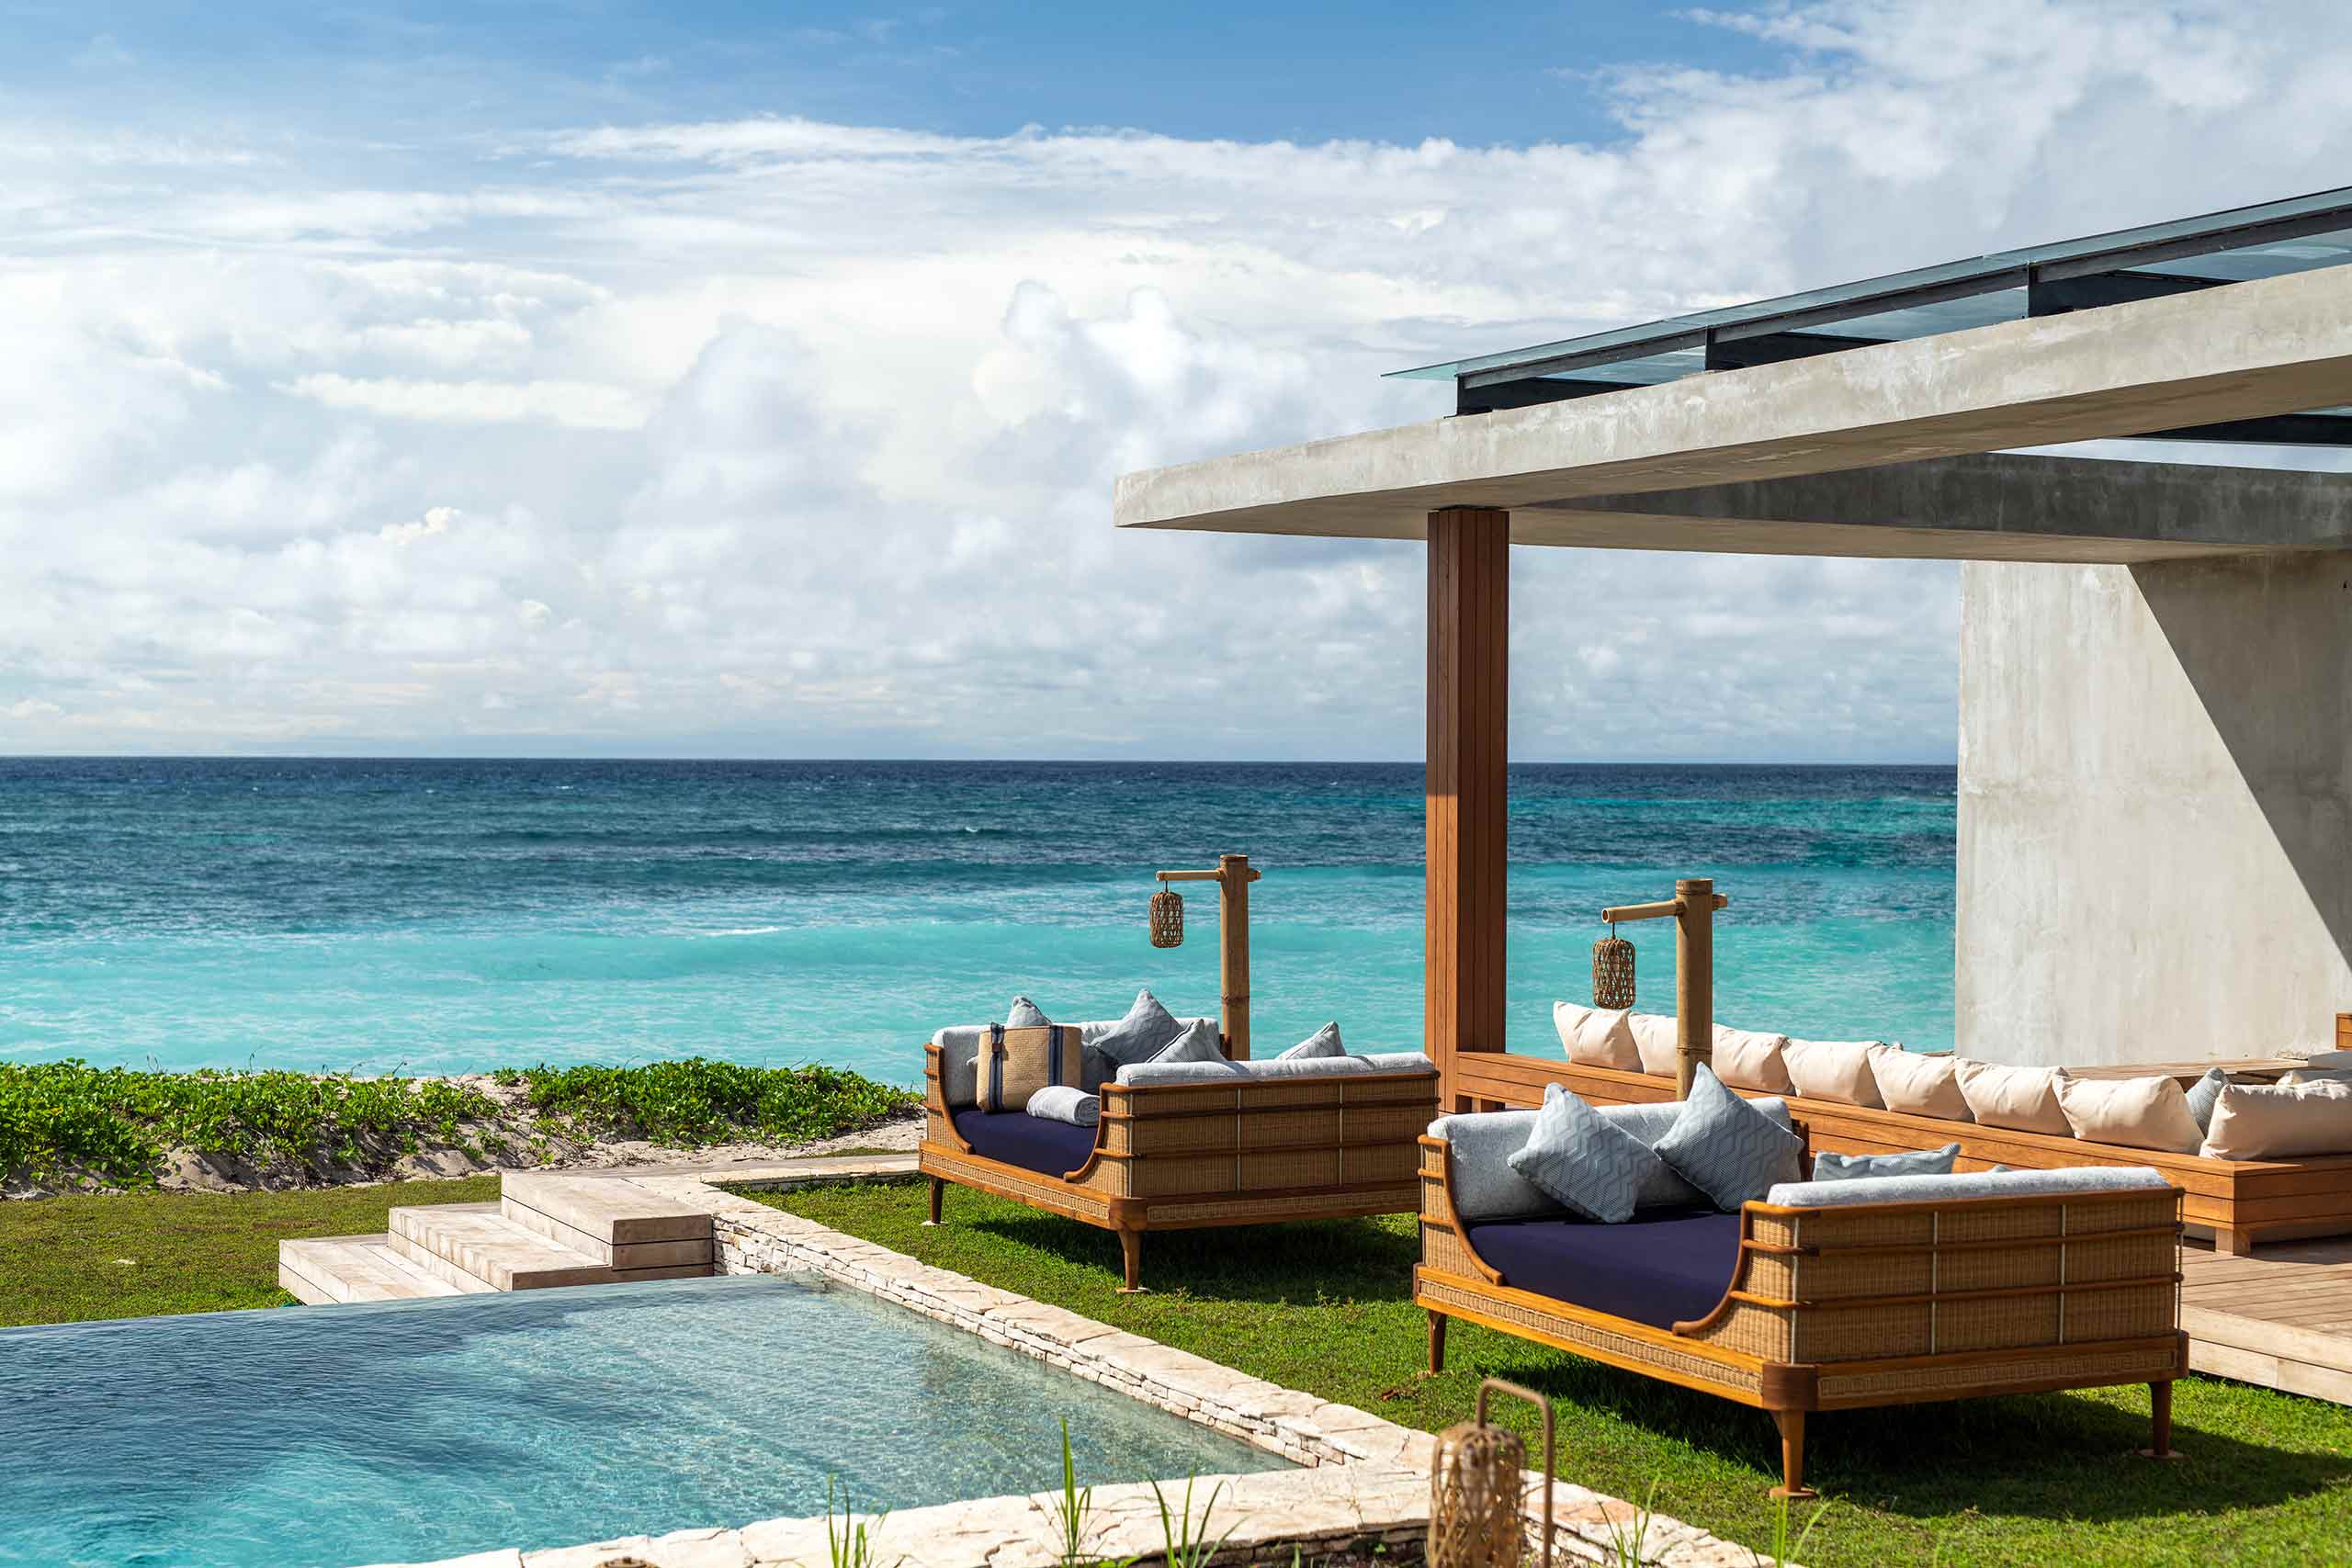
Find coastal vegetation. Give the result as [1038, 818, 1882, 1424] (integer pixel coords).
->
[763, 1180, 2352, 1568]
[0, 1058, 916, 1196]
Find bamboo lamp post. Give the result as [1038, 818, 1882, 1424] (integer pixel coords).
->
[1150, 852, 1263, 1058]
[1600, 877, 1730, 1098]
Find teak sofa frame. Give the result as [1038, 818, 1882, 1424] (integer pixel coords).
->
[1452, 1054, 2352, 1256]
[920, 1041, 1440, 1290]
[1416, 1132, 2188, 1497]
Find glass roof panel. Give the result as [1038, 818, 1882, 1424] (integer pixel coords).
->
[1392, 187, 2352, 384]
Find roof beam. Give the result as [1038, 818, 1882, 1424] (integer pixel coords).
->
[1114, 263, 2352, 555]
[2029, 269, 2219, 316]
[1514, 453, 2352, 562]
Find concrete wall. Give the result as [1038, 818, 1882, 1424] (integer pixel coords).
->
[1958, 553, 2352, 1066]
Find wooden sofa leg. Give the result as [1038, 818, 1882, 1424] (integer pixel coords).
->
[1117, 1229, 1146, 1293]
[2140, 1380, 2181, 1461]
[1427, 1310, 1448, 1375]
[924, 1177, 944, 1226]
[1769, 1410, 1816, 1500]
[2217, 1227, 2255, 1257]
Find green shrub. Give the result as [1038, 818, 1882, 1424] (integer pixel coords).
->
[0, 1056, 915, 1191]
[492, 1057, 915, 1147]
[0, 1061, 503, 1190]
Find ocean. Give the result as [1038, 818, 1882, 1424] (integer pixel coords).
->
[0, 758, 1956, 1083]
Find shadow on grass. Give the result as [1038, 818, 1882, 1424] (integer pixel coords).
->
[962, 1204, 1420, 1304]
[1467, 1339, 2352, 1528]
[939, 1197, 2352, 1530]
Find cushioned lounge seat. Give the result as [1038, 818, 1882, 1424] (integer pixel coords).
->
[950, 1107, 1096, 1177]
[1463, 1206, 1741, 1330]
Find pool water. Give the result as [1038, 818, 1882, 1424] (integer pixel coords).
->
[0, 1274, 1289, 1568]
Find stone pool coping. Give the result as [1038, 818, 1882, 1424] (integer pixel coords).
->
[368, 1159, 1771, 1568]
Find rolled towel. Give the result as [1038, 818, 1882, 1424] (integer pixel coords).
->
[1026, 1085, 1101, 1127]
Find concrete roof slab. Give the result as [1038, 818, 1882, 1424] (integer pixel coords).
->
[1114, 265, 2352, 560]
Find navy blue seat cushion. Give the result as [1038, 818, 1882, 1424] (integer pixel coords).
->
[951, 1108, 1099, 1177]
[1464, 1207, 1743, 1331]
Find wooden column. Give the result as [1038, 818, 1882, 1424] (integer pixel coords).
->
[1426, 507, 1510, 1111]
[1675, 876, 1716, 1098]
[1218, 852, 1253, 1059]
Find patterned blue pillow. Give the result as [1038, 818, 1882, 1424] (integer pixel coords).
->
[1147, 1019, 1227, 1066]
[1812, 1143, 1958, 1183]
[1506, 1084, 1662, 1224]
[1091, 988, 1186, 1067]
[1652, 1064, 1806, 1212]
[1278, 1022, 1344, 1060]
[2184, 1067, 2229, 1134]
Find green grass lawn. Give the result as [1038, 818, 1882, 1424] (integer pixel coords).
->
[763, 1181, 2352, 1568]
[0, 1177, 499, 1325]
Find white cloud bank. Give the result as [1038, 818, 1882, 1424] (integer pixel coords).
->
[3, 0, 2349, 759]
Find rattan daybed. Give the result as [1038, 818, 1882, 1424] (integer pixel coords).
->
[921, 1021, 1440, 1290]
[1418, 1111, 2188, 1497]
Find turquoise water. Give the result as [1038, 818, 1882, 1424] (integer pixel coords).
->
[0, 759, 1957, 1079]
[0, 1273, 1287, 1568]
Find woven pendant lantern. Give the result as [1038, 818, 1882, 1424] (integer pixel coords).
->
[1592, 922, 1636, 1010]
[1148, 886, 1185, 948]
[1430, 1379, 1553, 1568]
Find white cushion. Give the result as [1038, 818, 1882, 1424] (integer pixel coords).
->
[1025, 1086, 1100, 1127]
[1871, 1049, 1973, 1121]
[1711, 1025, 1794, 1094]
[1629, 1012, 1681, 1077]
[2201, 1080, 2352, 1160]
[1767, 1165, 2169, 1209]
[1553, 1001, 1641, 1071]
[1957, 1060, 2072, 1135]
[1781, 1039, 1888, 1107]
[2055, 1076, 2202, 1154]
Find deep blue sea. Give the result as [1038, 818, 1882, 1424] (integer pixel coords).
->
[0, 759, 1956, 1082]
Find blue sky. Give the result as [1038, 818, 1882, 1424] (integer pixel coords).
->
[5, 3, 1771, 147]
[2, 2, 2346, 761]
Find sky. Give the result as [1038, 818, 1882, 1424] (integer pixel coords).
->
[4, 0, 2349, 762]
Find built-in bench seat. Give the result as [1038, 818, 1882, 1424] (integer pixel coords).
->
[921, 1019, 1440, 1290]
[1532, 1055, 2352, 1255]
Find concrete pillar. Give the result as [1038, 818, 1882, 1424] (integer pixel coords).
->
[1957, 552, 2352, 1066]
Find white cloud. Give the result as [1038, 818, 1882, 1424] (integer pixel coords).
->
[2, 0, 2346, 758]
[279, 374, 649, 430]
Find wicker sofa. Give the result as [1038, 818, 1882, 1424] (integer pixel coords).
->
[1417, 1103, 2188, 1497]
[921, 1021, 1440, 1290]
[1534, 1053, 2352, 1256]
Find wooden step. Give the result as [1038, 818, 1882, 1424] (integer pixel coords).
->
[278, 1235, 481, 1305]
[501, 1172, 715, 1247]
[388, 1202, 708, 1292]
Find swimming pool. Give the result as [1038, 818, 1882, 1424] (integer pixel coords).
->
[0, 1274, 1289, 1568]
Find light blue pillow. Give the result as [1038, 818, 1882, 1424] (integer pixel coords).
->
[1147, 1018, 1227, 1066]
[1091, 988, 1184, 1063]
[2184, 1067, 2229, 1134]
[1278, 1022, 1344, 1060]
[1652, 1064, 1806, 1213]
[1812, 1143, 1959, 1183]
[1006, 995, 1051, 1029]
[1505, 1084, 1663, 1224]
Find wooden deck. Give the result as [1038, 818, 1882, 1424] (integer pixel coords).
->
[2181, 1236, 2352, 1405]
